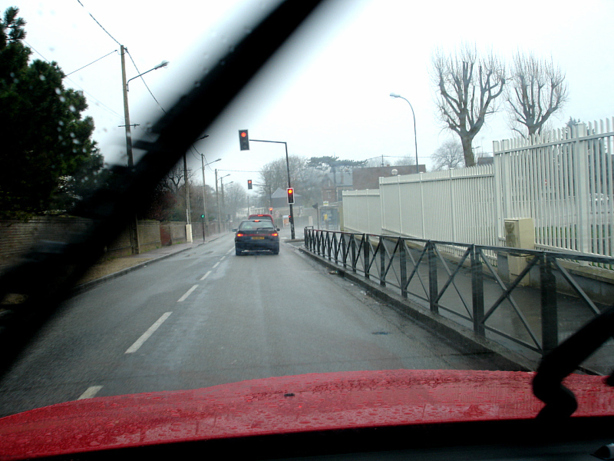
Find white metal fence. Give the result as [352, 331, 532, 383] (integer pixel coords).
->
[495, 119, 614, 255]
[342, 189, 382, 235]
[342, 117, 614, 257]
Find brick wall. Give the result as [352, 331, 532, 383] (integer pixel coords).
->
[0, 217, 168, 273]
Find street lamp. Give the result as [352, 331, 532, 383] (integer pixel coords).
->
[201, 156, 221, 241]
[222, 180, 233, 227]
[215, 171, 230, 233]
[120, 45, 168, 167]
[390, 93, 419, 172]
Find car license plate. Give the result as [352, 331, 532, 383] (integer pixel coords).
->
[252, 236, 265, 240]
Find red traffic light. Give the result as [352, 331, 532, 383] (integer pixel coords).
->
[239, 129, 249, 150]
[247, 179, 253, 190]
[287, 188, 295, 204]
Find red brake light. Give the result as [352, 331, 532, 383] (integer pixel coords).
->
[237, 233, 245, 237]
[272, 232, 278, 237]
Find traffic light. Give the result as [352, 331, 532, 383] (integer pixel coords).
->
[287, 187, 295, 204]
[239, 129, 249, 150]
[247, 179, 253, 190]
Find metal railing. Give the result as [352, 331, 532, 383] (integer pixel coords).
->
[304, 227, 614, 370]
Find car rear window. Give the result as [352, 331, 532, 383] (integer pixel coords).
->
[239, 221, 275, 230]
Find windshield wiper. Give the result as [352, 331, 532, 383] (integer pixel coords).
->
[532, 304, 614, 419]
[0, 0, 324, 378]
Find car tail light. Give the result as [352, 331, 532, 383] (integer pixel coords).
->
[272, 232, 278, 237]
[237, 233, 245, 237]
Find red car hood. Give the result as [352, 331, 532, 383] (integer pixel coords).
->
[0, 369, 612, 460]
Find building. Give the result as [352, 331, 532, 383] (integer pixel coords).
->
[352, 165, 425, 190]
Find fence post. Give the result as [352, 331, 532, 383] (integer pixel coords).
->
[341, 234, 347, 269]
[380, 237, 386, 287]
[363, 234, 370, 279]
[471, 245, 485, 336]
[574, 123, 590, 254]
[351, 234, 357, 272]
[400, 238, 407, 298]
[333, 233, 338, 263]
[428, 241, 438, 313]
[541, 253, 558, 355]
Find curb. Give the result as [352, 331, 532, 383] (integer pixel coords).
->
[72, 235, 226, 295]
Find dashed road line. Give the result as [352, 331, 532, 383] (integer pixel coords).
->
[212, 261, 220, 269]
[177, 284, 198, 302]
[125, 312, 172, 354]
[200, 270, 212, 281]
[78, 385, 103, 400]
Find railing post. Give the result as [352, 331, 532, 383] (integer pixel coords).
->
[471, 245, 485, 336]
[351, 234, 357, 272]
[380, 237, 386, 287]
[333, 233, 338, 263]
[428, 241, 438, 314]
[363, 234, 370, 279]
[541, 253, 558, 355]
[341, 234, 347, 269]
[400, 238, 407, 298]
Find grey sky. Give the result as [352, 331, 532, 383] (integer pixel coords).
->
[11, 0, 614, 191]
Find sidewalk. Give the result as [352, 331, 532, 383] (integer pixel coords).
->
[77, 233, 229, 290]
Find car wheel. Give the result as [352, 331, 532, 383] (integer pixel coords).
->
[236, 248, 242, 256]
[273, 247, 279, 255]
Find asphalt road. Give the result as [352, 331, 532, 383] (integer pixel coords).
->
[0, 230, 511, 417]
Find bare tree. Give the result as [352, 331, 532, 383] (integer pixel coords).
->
[224, 182, 247, 221]
[431, 140, 464, 171]
[432, 45, 505, 167]
[507, 53, 568, 137]
[393, 156, 416, 166]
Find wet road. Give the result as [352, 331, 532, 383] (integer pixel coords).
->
[0, 230, 511, 417]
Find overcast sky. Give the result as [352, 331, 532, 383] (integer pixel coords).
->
[9, 0, 614, 192]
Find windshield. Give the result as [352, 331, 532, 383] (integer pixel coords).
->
[239, 221, 275, 230]
[1, 0, 613, 455]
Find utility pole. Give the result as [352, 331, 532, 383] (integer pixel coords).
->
[199, 155, 220, 242]
[215, 169, 220, 234]
[120, 44, 140, 254]
[183, 154, 192, 242]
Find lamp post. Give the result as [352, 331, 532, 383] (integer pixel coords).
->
[390, 93, 419, 172]
[201, 156, 221, 241]
[120, 45, 167, 166]
[216, 172, 230, 233]
[222, 180, 233, 227]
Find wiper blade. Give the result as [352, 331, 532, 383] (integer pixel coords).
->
[532, 305, 614, 419]
[0, 0, 324, 377]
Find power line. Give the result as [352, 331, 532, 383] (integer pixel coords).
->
[23, 40, 121, 120]
[76, 0, 121, 46]
[65, 49, 117, 76]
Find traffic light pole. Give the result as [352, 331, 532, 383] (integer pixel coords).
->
[249, 139, 295, 239]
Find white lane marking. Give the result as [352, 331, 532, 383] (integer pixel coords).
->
[200, 270, 212, 281]
[125, 312, 172, 354]
[78, 385, 103, 400]
[177, 284, 198, 302]
[220, 256, 226, 261]
[226, 248, 233, 255]
[212, 261, 220, 269]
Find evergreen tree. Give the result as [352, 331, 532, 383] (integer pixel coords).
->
[0, 7, 105, 217]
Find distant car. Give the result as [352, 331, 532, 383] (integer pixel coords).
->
[248, 214, 274, 223]
[234, 220, 280, 255]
